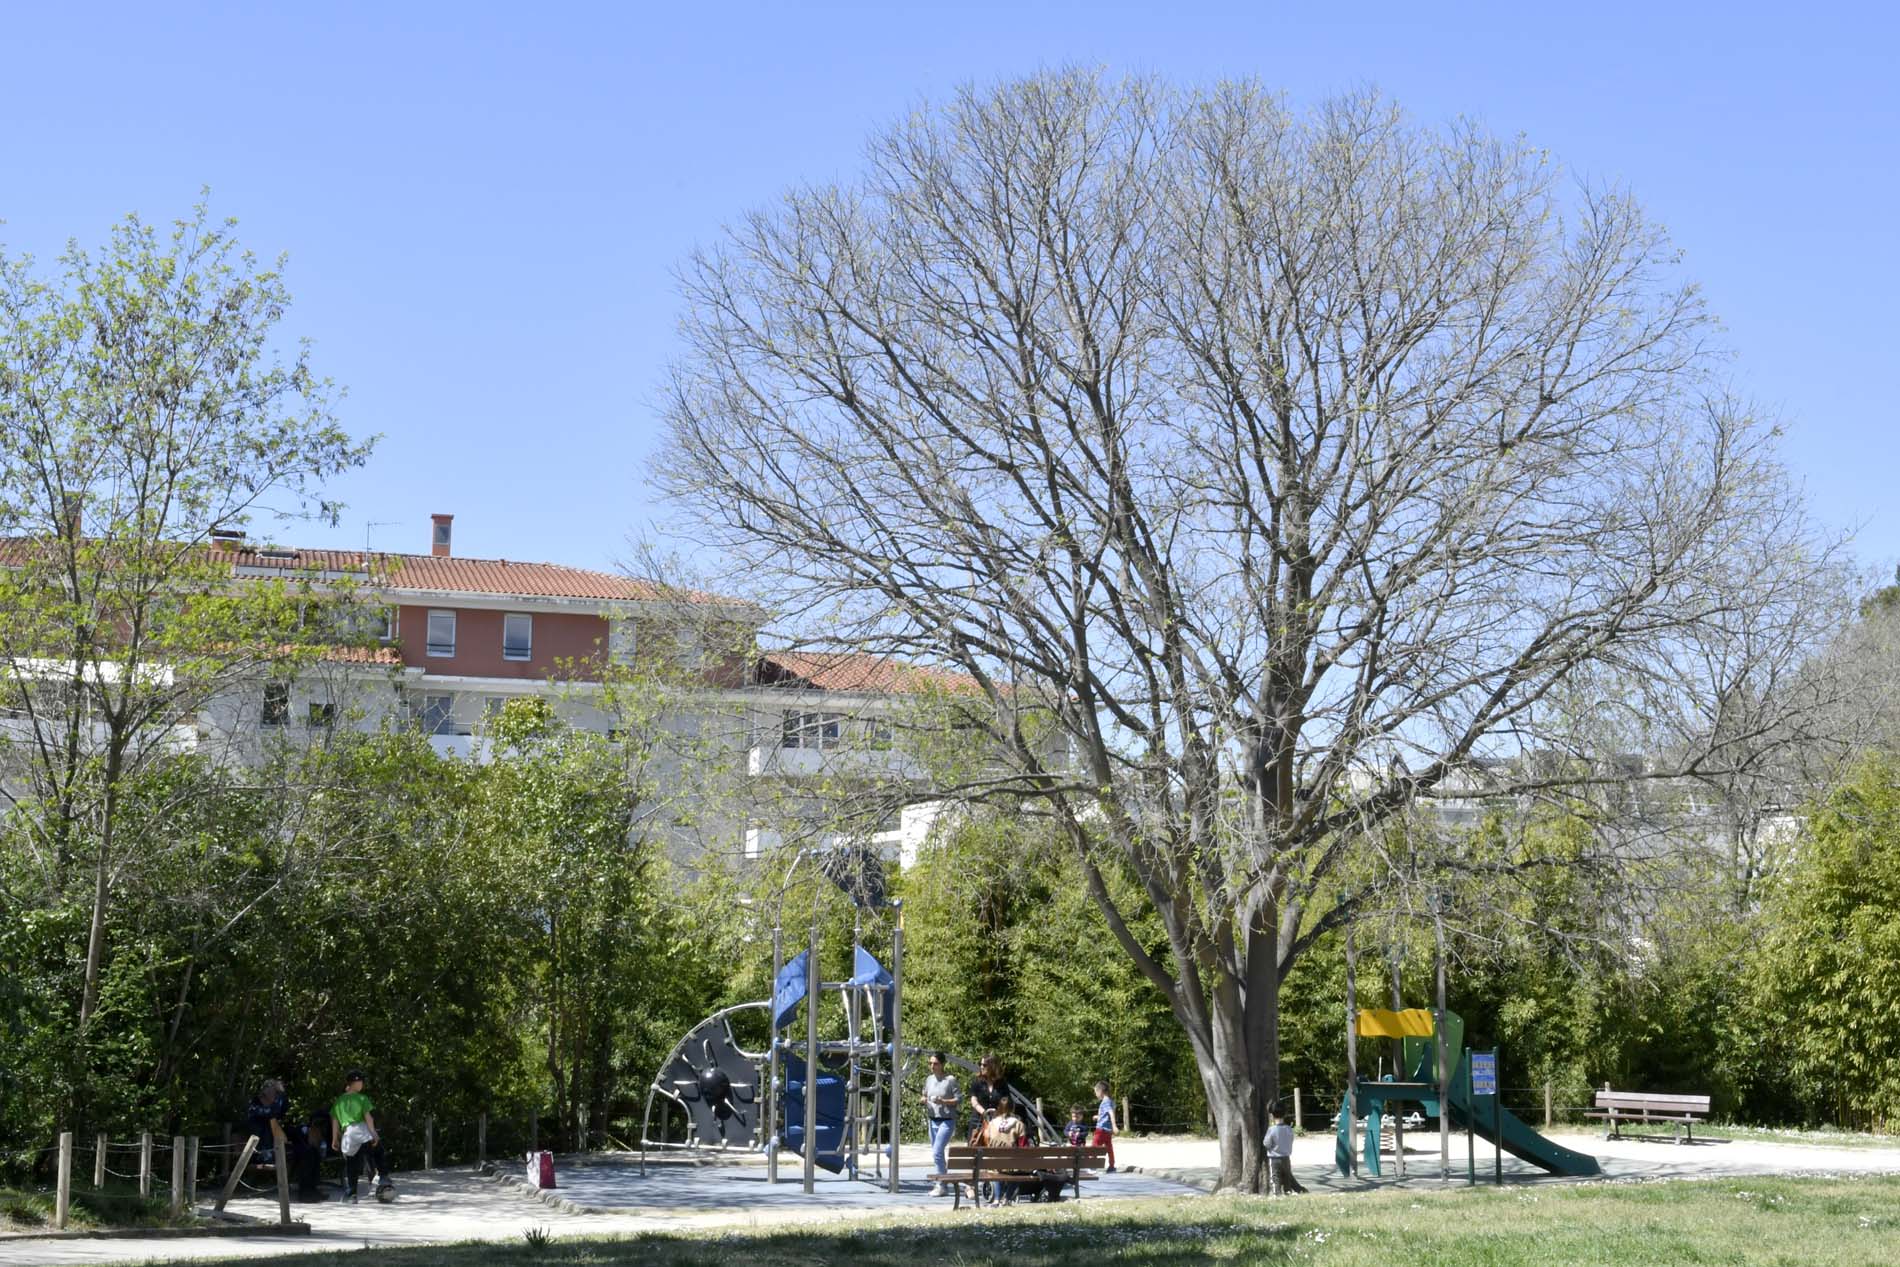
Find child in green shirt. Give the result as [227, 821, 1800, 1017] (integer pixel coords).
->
[330, 1069, 394, 1202]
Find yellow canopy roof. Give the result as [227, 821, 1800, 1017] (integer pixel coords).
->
[1356, 1008, 1436, 1039]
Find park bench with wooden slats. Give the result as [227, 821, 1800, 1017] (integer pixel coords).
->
[1583, 1090, 1711, 1143]
[930, 1143, 1110, 1209]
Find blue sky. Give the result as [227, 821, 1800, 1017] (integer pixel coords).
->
[4, 2, 1895, 577]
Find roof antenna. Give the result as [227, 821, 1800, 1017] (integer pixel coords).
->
[365, 521, 401, 554]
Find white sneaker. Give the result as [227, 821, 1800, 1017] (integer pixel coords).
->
[929, 1183, 943, 1197]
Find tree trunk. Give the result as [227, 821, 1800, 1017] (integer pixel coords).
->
[1193, 959, 1276, 1192]
[77, 744, 124, 1029]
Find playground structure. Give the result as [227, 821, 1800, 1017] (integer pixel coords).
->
[639, 847, 1052, 1194]
[639, 940, 904, 1188]
[1337, 1006, 1600, 1178]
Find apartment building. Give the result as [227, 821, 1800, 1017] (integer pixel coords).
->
[194, 515, 975, 865]
[199, 513, 733, 755]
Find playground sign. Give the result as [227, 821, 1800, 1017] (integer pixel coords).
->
[1469, 1050, 1498, 1097]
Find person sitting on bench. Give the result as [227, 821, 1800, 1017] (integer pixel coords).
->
[245, 1079, 289, 1165]
[981, 1101, 1028, 1206]
[292, 1111, 331, 1201]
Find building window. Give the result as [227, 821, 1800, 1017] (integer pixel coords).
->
[426, 610, 456, 657]
[502, 613, 532, 661]
[781, 711, 845, 750]
[308, 701, 335, 729]
[608, 619, 635, 666]
[419, 694, 456, 736]
[376, 607, 396, 642]
[864, 718, 894, 750]
[262, 683, 289, 727]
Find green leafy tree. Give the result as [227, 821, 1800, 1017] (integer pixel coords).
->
[1753, 755, 1900, 1127]
[0, 202, 371, 1059]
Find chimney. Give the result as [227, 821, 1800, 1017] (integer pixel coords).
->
[210, 528, 246, 553]
[430, 513, 454, 558]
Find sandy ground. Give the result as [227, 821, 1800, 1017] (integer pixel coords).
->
[7, 1129, 1900, 1266]
[1137, 1127, 1900, 1191]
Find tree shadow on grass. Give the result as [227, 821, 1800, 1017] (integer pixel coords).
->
[366, 1212, 1308, 1267]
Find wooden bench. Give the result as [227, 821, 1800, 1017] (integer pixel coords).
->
[1583, 1090, 1711, 1143]
[929, 1144, 1109, 1210]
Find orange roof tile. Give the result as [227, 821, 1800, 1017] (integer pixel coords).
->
[2, 537, 727, 604]
[758, 650, 983, 696]
[227, 546, 724, 603]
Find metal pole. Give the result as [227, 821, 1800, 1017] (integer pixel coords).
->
[1495, 1051, 1503, 1187]
[1293, 1087, 1303, 1135]
[852, 909, 865, 1183]
[1466, 1060, 1475, 1186]
[1390, 947, 1405, 1178]
[767, 924, 783, 1184]
[804, 920, 819, 1194]
[94, 1132, 106, 1188]
[56, 1131, 72, 1230]
[1435, 902, 1450, 1181]
[888, 913, 903, 1194]
[139, 1131, 153, 1198]
[1344, 925, 1357, 1177]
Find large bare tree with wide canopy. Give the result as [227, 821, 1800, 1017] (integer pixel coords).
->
[656, 73, 1849, 1189]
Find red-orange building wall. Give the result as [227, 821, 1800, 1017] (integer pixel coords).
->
[394, 606, 609, 679]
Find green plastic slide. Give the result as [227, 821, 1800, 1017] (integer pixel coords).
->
[1334, 1011, 1599, 1178]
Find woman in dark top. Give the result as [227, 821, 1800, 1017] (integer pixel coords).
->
[967, 1054, 1006, 1139]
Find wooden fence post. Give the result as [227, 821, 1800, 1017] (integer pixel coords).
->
[1121, 1098, 1131, 1136]
[477, 1111, 487, 1167]
[56, 1131, 73, 1230]
[139, 1131, 153, 1199]
[1544, 1081, 1553, 1129]
[187, 1137, 200, 1213]
[1035, 1098, 1044, 1143]
[214, 1136, 259, 1212]
[94, 1132, 107, 1188]
[269, 1121, 291, 1226]
[424, 1116, 434, 1170]
[170, 1135, 186, 1217]
[1293, 1087, 1304, 1134]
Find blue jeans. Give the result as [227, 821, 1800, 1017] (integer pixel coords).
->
[928, 1117, 956, 1177]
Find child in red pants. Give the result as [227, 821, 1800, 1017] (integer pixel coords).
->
[1091, 1081, 1117, 1172]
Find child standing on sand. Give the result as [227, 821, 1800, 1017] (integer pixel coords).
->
[1091, 1081, 1117, 1172]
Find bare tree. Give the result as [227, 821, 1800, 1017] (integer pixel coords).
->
[654, 73, 1851, 1189]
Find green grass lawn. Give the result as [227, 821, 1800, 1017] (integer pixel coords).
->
[173, 1174, 1900, 1266]
[0, 1180, 201, 1232]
